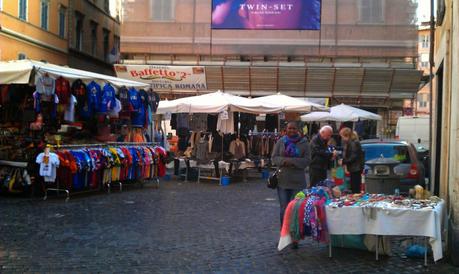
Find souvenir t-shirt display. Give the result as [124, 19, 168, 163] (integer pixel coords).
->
[71, 79, 87, 116]
[86, 81, 101, 114]
[64, 95, 77, 122]
[35, 74, 55, 97]
[55, 76, 71, 105]
[36, 149, 60, 183]
[99, 83, 117, 113]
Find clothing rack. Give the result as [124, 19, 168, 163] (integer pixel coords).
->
[52, 143, 106, 149]
[0, 160, 28, 168]
[108, 141, 161, 189]
[248, 132, 279, 136]
[106, 141, 158, 146]
[44, 142, 161, 201]
[53, 142, 159, 148]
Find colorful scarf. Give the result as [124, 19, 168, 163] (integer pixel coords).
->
[282, 135, 302, 157]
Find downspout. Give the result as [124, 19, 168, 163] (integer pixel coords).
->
[428, 0, 435, 192]
[192, 0, 196, 54]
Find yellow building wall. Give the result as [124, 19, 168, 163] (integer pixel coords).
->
[0, 33, 67, 65]
[0, 0, 69, 64]
[433, 0, 459, 227]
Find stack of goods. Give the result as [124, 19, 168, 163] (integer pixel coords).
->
[51, 145, 166, 192]
[278, 185, 334, 251]
[327, 192, 441, 210]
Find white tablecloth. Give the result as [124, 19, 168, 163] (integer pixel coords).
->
[325, 201, 446, 261]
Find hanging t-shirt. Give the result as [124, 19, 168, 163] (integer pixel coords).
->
[35, 75, 56, 96]
[217, 111, 234, 134]
[149, 90, 160, 113]
[71, 79, 87, 115]
[131, 104, 146, 127]
[86, 81, 101, 113]
[55, 76, 71, 105]
[108, 98, 122, 118]
[139, 89, 150, 126]
[99, 83, 117, 113]
[118, 86, 130, 110]
[128, 87, 141, 111]
[36, 152, 60, 183]
[64, 95, 77, 122]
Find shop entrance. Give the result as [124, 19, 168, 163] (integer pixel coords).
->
[433, 63, 443, 196]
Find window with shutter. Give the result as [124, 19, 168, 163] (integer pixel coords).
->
[19, 0, 27, 20]
[59, 6, 66, 38]
[151, 0, 175, 21]
[359, 0, 384, 24]
[41, 0, 49, 30]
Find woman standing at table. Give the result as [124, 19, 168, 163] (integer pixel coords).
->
[339, 127, 364, 193]
[272, 121, 310, 248]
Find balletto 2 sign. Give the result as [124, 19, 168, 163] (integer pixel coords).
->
[114, 65, 207, 91]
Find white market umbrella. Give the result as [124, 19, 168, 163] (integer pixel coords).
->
[300, 111, 337, 122]
[300, 104, 382, 122]
[251, 93, 328, 113]
[157, 90, 281, 114]
[330, 104, 382, 121]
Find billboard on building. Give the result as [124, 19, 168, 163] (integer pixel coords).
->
[114, 65, 207, 91]
[211, 0, 321, 30]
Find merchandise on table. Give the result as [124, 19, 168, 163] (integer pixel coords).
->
[327, 192, 441, 210]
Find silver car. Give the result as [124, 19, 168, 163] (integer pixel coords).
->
[361, 139, 426, 193]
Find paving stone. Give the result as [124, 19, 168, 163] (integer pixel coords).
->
[0, 180, 458, 273]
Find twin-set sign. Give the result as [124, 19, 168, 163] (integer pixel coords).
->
[114, 65, 207, 91]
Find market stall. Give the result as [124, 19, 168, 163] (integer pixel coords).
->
[157, 91, 325, 184]
[0, 60, 166, 198]
[277, 183, 446, 266]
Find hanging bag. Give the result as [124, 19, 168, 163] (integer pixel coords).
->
[267, 169, 280, 189]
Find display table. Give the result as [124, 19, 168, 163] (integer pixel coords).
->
[325, 200, 446, 263]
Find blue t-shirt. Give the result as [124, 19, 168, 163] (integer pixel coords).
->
[131, 104, 146, 127]
[128, 88, 142, 111]
[99, 83, 116, 113]
[86, 81, 101, 113]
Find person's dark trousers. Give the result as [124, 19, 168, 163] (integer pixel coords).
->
[309, 168, 327, 187]
[350, 171, 362, 193]
[213, 160, 220, 177]
[277, 187, 301, 228]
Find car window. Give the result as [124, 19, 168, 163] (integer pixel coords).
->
[362, 144, 411, 164]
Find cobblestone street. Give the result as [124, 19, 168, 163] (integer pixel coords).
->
[1, 179, 458, 273]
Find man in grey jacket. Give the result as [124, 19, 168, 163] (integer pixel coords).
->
[271, 122, 311, 238]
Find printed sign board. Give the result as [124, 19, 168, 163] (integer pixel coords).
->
[114, 65, 207, 91]
[211, 0, 321, 30]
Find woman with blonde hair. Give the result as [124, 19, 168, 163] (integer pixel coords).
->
[338, 127, 364, 193]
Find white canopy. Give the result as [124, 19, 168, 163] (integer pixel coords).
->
[301, 104, 382, 122]
[0, 60, 149, 88]
[251, 93, 328, 113]
[330, 104, 382, 121]
[157, 90, 281, 114]
[300, 112, 337, 122]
